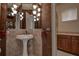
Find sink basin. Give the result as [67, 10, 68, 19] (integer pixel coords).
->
[16, 34, 33, 40]
[16, 34, 33, 56]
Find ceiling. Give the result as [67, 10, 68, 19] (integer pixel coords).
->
[22, 4, 32, 10]
[7, 3, 33, 10]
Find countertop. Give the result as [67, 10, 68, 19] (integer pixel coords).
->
[57, 32, 79, 36]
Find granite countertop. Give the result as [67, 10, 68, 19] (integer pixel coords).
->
[57, 32, 79, 36]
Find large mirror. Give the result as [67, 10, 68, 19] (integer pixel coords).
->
[7, 3, 41, 29]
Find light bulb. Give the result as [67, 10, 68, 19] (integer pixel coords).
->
[34, 19, 36, 21]
[20, 18, 22, 21]
[33, 10, 37, 15]
[20, 15, 22, 17]
[33, 5, 37, 9]
[13, 10, 17, 14]
[20, 17, 23, 20]
[11, 7, 15, 11]
[21, 16, 23, 19]
[21, 12, 24, 15]
[38, 8, 41, 12]
[37, 13, 40, 16]
[37, 18, 39, 21]
[34, 16, 36, 18]
[11, 12, 14, 16]
[13, 4, 18, 9]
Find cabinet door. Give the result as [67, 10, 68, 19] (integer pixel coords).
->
[59, 35, 67, 50]
[72, 36, 79, 55]
[41, 3, 52, 56]
[63, 35, 72, 52]
[57, 35, 72, 52]
[57, 35, 63, 49]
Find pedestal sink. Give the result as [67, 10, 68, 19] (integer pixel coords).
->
[16, 34, 33, 56]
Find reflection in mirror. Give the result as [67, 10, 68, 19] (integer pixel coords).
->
[20, 11, 26, 29]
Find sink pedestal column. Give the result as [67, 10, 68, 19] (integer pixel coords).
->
[23, 39, 29, 56]
[16, 34, 33, 56]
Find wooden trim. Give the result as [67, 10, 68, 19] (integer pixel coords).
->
[41, 3, 52, 56]
[58, 48, 79, 56]
[0, 3, 7, 56]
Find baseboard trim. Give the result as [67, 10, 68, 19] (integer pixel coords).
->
[58, 48, 79, 56]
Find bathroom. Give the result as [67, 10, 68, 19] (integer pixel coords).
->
[0, 3, 52, 56]
[0, 3, 79, 56]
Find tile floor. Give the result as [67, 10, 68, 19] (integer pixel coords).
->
[57, 50, 74, 56]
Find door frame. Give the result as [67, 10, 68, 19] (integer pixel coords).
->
[51, 3, 57, 56]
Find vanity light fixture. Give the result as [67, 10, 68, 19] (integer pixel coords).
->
[32, 4, 41, 22]
[11, 7, 17, 14]
[33, 5, 37, 9]
[11, 4, 18, 15]
[19, 12, 24, 21]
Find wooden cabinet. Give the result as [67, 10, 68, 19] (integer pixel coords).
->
[57, 34, 79, 55]
[62, 35, 72, 52]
